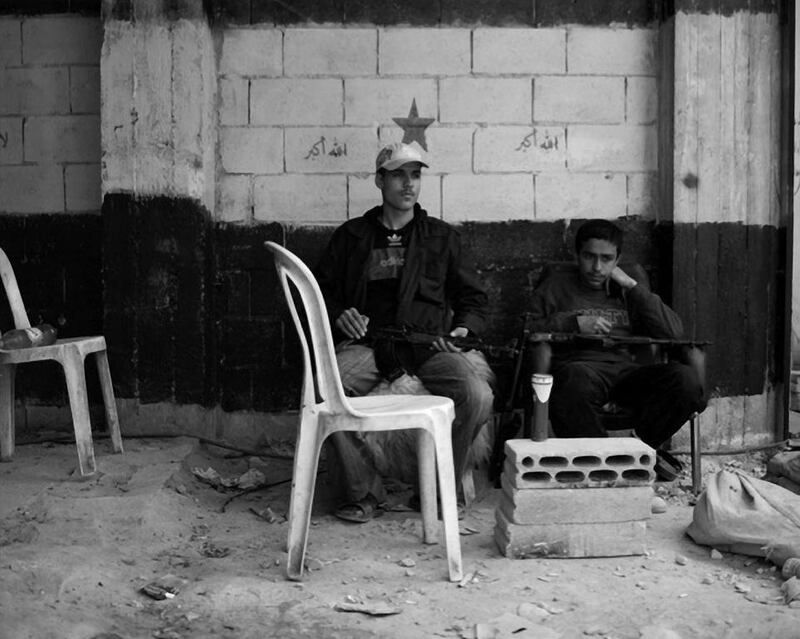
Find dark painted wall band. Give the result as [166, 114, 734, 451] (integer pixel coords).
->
[0, 201, 781, 420]
[3, 0, 781, 23]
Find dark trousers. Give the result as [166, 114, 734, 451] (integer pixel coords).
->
[548, 359, 704, 449]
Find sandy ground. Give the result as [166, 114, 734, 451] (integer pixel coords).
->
[1, 434, 799, 639]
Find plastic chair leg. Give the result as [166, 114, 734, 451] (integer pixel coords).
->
[0, 364, 15, 462]
[94, 349, 123, 454]
[432, 427, 463, 583]
[416, 429, 438, 544]
[285, 421, 324, 581]
[61, 350, 96, 476]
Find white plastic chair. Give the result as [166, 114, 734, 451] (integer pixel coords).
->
[0, 247, 123, 476]
[265, 241, 463, 583]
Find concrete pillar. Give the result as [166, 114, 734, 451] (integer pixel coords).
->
[660, 2, 785, 449]
[100, 0, 217, 417]
[101, 0, 216, 208]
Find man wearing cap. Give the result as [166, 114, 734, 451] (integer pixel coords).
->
[314, 142, 495, 523]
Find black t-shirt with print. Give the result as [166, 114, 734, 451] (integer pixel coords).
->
[363, 217, 410, 329]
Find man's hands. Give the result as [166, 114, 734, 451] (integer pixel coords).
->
[577, 315, 614, 335]
[432, 326, 468, 352]
[609, 266, 637, 290]
[335, 314, 470, 352]
[335, 307, 369, 339]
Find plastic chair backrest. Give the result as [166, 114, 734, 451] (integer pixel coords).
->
[265, 241, 350, 414]
[0, 247, 32, 330]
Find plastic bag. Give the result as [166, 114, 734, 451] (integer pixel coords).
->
[686, 469, 800, 567]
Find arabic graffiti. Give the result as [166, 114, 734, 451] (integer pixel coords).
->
[515, 131, 559, 153]
[304, 136, 348, 160]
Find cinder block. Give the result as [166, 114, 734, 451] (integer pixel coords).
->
[251, 79, 343, 126]
[473, 28, 566, 75]
[567, 27, 657, 76]
[494, 509, 648, 558]
[221, 126, 283, 174]
[24, 115, 100, 163]
[219, 77, 249, 126]
[0, 165, 63, 213]
[0, 18, 21, 66]
[535, 172, 626, 220]
[23, 17, 101, 65]
[379, 28, 470, 76]
[345, 78, 437, 125]
[626, 76, 658, 124]
[474, 126, 565, 173]
[285, 28, 376, 76]
[286, 126, 376, 174]
[440, 78, 531, 124]
[254, 174, 346, 223]
[0, 117, 23, 164]
[627, 173, 657, 220]
[65, 163, 101, 212]
[0, 68, 69, 115]
[567, 125, 657, 172]
[535, 76, 624, 124]
[220, 29, 282, 77]
[503, 437, 655, 489]
[218, 175, 252, 223]
[499, 475, 652, 524]
[414, 126, 473, 174]
[70, 66, 101, 114]
[442, 174, 533, 222]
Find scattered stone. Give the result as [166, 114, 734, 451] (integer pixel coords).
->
[701, 575, 714, 585]
[651, 496, 667, 514]
[305, 556, 325, 571]
[398, 557, 416, 568]
[781, 576, 800, 604]
[475, 613, 560, 639]
[334, 601, 401, 616]
[639, 626, 682, 639]
[249, 506, 286, 523]
[139, 574, 187, 600]
[710, 549, 724, 560]
[516, 602, 549, 620]
[583, 625, 611, 636]
[675, 554, 688, 566]
[200, 541, 230, 558]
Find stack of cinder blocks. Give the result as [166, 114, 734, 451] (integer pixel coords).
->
[495, 438, 656, 558]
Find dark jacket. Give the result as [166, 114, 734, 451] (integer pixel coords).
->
[314, 204, 488, 341]
[529, 265, 684, 364]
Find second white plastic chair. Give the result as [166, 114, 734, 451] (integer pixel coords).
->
[265, 241, 463, 583]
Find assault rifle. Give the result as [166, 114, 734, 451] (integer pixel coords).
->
[369, 326, 521, 359]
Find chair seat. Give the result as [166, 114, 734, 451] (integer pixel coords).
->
[0, 336, 107, 364]
[347, 393, 455, 419]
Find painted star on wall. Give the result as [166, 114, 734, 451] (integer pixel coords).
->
[392, 99, 435, 151]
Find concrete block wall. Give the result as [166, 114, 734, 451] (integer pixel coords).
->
[216, 25, 660, 226]
[0, 15, 102, 214]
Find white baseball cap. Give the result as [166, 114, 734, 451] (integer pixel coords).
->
[375, 143, 429, 172]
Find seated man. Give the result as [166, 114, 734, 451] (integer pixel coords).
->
[313, 142, 495, 523]
[529, 219, 704, 466]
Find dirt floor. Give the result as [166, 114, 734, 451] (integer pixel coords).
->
[2, 428, 800, 639]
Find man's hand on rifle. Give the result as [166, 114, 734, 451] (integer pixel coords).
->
[336, 307, 369, 339]
[431, 326, 468, 353]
